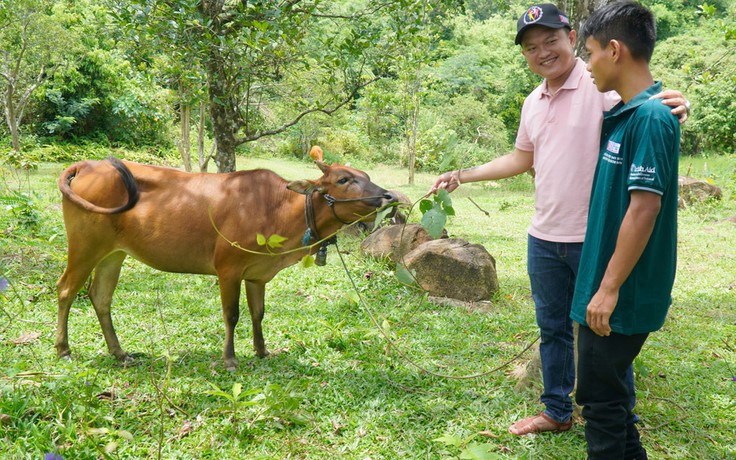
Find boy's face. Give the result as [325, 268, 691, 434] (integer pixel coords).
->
[520, 27, 576, 84]
[585, 36, 614, 92]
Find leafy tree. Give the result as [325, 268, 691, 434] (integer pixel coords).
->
[16, 1, 173, 149]
[112, 0, 462, 173]
[650, 2, 736, 156]
[0, 0, 74, 155]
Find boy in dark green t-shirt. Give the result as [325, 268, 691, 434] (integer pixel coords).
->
[570, 2, 680, 459]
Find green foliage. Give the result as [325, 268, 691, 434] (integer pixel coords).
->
[649, 2, 736, 156]
[419, 188, 455, 238]
[415, 121, 459, 171]
[3, 0, 733, 165]
[257, 233, 289, 250]
[434, 432, 501, 459]
[35, 48, 173, 147]
[204, 381, 308, 437]
[0, 191, 41, 234]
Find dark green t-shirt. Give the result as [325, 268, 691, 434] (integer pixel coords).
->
[571, 82, 680, 335]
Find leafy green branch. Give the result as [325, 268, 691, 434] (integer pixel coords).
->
[204, 381, 308, 439]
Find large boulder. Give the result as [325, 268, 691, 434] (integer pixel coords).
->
[400, 238, 499, 302]
[679, 176, 722, 208]
[360, 223, 438, 264]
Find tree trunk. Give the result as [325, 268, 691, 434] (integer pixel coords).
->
[197, 101, 210, 172]
[210, 97, 238, 173]
[3, 84, 21, 153]
[178, 93, 192, 172]
[207, 67, 239, 173]
[201, 1, 239, 173]
[407, 100, 419, 186]
[559, 0, 613, 57]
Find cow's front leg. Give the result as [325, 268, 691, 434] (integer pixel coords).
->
[245, 280, 268, 358]
[218, 273, 242, 371]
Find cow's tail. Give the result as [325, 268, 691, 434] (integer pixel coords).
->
[58, 157, 140, 214]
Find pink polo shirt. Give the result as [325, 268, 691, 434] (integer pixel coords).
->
[516, 58, 619, 243]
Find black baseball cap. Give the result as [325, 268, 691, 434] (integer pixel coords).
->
[515, 4, 571, 45]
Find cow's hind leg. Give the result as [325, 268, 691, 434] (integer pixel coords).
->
[218, 272, 242, 371]
[245, 280, 268, 359]
[88, 252, 129, 361]
[56, 257, 98, 358]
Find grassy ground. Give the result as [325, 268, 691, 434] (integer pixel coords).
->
[1, 154, 734, 459]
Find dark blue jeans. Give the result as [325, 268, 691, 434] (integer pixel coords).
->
[527, 235, 637, 424]
[576, 325, 649, 459]
[527, 235, 581, 423]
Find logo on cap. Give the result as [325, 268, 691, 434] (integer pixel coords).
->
[523, 6, 544, 24]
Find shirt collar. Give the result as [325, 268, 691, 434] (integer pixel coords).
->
[605, 82, 664, 118]
[540, 57, 586, 98]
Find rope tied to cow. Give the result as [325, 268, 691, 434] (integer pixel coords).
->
[302, 191, 337, 266]
[208, 186, 539, 380]
[332, 236, 539, 380]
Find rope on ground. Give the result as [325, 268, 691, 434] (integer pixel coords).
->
[334, 238, 539, 380]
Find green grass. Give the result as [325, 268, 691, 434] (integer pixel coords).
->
[1, 155, 735, 459]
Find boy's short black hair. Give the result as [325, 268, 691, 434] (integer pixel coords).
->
[581, 1, 656, 62]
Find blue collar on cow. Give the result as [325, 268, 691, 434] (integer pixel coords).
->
[302, 190, 385, 266]
[302, 191, 337, 267]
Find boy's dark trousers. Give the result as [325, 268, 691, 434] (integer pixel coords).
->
[576, 325, 649, 460]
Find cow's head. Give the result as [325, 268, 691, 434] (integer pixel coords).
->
[287, 146, 397, 223]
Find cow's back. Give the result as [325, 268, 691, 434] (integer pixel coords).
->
[63, 161, 298, 276]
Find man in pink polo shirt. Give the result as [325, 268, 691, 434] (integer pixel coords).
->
[430, 3, 688, 436]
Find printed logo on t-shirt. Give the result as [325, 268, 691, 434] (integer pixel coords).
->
[629, 164, 656, 183]
[603, 140, 623, 165]
[607, 140, 620, 154]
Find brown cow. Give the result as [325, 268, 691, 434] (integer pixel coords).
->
[56, 150, 396, 370]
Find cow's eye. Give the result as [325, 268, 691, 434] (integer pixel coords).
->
[337, 177, 350, 185]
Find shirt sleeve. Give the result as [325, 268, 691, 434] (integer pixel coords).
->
[515, 98, 534, 152]
[627, 104, 679, 195]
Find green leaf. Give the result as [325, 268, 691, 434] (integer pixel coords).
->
[346, 290, 360, 304]
[436, 188, 455, 215]
[286, 413, 310, 425]
[267, 234, 288, 248]
[105, 441, 119, 454]
[232, 382, 242, 400]
[117, 430, 134, 441]
[419, 199, 433, 213]
[395, 264, 418, 286]
[256, 233, 267, 246]
[459, 443, 499, 460]
[372, 206, 394, 230]
[421, 207, 446, 239]
[301, 254, 315, 268]
[433, 434, 463, 448]
[204, 382, 234, 401]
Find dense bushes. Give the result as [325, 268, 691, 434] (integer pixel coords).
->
[1, 0, 734, 171]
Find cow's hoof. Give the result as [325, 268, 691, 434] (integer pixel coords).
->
[113, 352, 143, 367]
[225, 358, 238, 372]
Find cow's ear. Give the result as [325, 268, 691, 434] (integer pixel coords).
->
[287, 179, 320, 195]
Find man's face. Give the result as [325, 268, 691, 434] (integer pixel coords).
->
[584, 36, 613, 92]
[520, 27, 576, 82]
